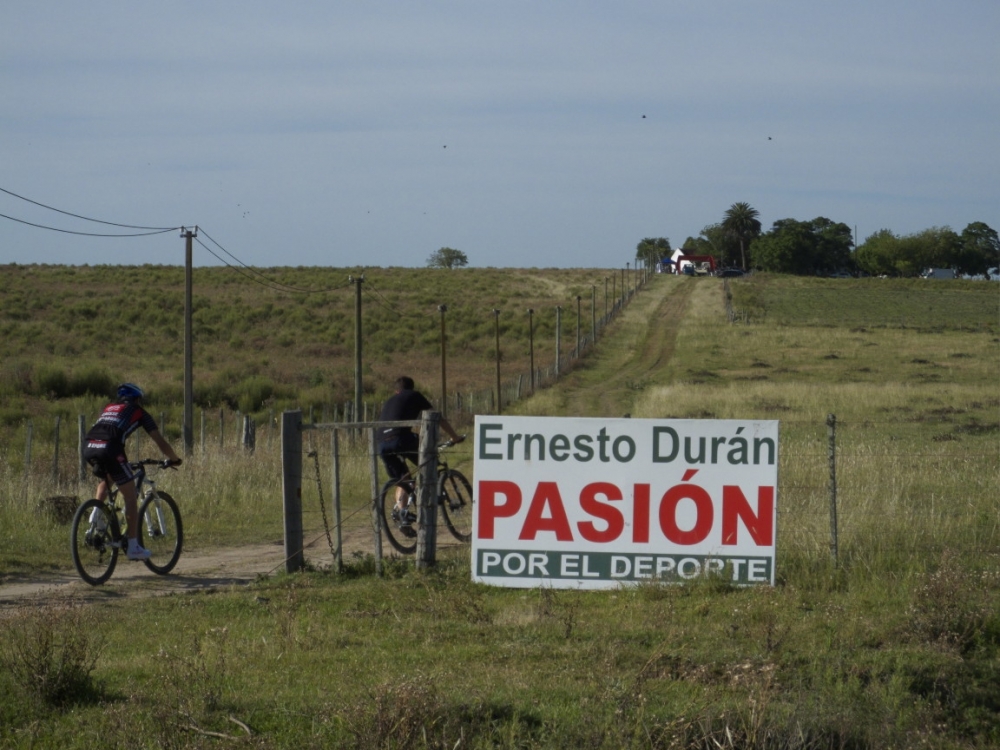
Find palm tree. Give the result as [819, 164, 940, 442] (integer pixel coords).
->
[722, 202, 762, 271]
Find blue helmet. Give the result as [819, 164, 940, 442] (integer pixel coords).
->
[117, 383, 144, 401]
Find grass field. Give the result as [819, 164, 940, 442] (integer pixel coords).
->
[1, 269, 998, 748]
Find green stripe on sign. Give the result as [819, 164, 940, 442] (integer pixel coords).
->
[476, 549, 772, 584]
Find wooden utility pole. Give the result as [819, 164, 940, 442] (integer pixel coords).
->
[527, 308, 535, 393]
[575, 295, 581, 356]
[591, 285, 596, 343]
[493, 309, 502, 413]
[182, 227, 196, 456]
[555, 306, 562, 376]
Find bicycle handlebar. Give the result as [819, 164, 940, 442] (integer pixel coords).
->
[439, 435, 467, 450]
[133, 458, 182, 470]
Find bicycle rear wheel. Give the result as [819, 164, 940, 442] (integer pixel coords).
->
[379, 479, 418, 555]
[139, 490, 183, 575]
[439, 469, 474, 543]
[70, 499, 121, 586]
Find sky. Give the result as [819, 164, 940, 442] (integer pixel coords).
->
[2, 0, 998, 269]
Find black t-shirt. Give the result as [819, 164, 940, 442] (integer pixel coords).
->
[378, 389, 433, 442]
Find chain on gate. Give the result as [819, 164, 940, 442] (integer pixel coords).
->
[307, 450, 339, 562]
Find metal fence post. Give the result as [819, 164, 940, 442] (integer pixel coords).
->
[281, 410, 305, 573]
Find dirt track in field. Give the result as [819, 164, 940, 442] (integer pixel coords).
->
[0, 278, 692, 609]
[550, 277, 694, 418]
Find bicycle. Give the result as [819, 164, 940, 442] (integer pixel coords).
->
[378, 438, 473, 555]
[70, 459, 183, 586]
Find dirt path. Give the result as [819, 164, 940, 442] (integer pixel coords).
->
[1, 278, 693, 608]
[0, 529, 375, 612]
[552, 277, 694, 417]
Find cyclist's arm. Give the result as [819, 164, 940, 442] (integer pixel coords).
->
[148, 429, 182, 465]
[440, 418, 463, 444]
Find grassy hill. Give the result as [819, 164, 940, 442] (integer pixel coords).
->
[0, 263, 624, 427]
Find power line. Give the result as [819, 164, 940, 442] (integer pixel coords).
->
[363, 279, 404, 317]
[195, 237, 317, 294]
[196, 231, 352, 295]
[0, 186, 180, 231]
[0, 211, 178, 237]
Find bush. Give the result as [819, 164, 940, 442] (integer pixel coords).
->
[234, 376, 277, 414]
[0, 605, 104, 708]
[35, 365, 70, 398]
[68, 367, 114, 398]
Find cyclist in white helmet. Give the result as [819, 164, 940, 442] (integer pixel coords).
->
[83, 383, 182, 561]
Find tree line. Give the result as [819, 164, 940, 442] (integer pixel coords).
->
[637, 203, 999, 278]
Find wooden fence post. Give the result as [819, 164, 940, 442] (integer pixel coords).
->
[242, 415, 256, 453]
[331, 429, 343, 573]
[416, 411, 440, 569]
[24, 420, 33, 479]
[78, 415, 87, 482]
[827, 413, 839, 565]
[368, 427, 384, 576]
[281, 410, 305, 573]
[52, 415, 61, 486]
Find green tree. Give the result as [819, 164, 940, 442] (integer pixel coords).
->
[721, 202, 762, 271]
[752, 217, 854, 275]
[855, 229, 901, 276]
[636, 238, 671, 270]
[958, 222, 1000, 277]
[426, 247, 469, 269]
[900, 227, 961, 275]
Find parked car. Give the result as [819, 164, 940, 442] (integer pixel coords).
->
[717, 268, 745, 278]
[921, 268, 957, 279]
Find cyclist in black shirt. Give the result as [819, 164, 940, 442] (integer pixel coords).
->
[378, 376, 463, 534]
[83, 383, 182, 561]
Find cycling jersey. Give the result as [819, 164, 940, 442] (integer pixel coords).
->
[86, 401, 158, 449]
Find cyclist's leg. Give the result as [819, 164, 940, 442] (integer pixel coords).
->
[98, 451, 147, 557]
[119, 480, 139, 538]
[381, 433, 419, 512]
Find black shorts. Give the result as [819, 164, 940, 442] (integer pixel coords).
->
[82, 440, 136, 488]
[379, 432, 419, 481]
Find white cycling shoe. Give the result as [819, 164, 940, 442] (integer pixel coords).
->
[126, 541, 152, 561]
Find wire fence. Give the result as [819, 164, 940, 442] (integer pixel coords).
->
[14, 407, 997, 573]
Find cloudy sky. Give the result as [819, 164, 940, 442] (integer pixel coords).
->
[2, 1, 997, 269]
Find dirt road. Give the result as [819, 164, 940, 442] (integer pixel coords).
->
[547, 277, 693, 417]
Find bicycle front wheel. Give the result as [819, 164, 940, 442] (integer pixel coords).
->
[439, 469, 474, 543]
[139, 491, 183, 575]
[379, 479, 417, 555]
[70, 499, 121, 586]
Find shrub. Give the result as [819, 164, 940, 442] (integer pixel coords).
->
[234, 376, 277, 413]
[35, 364, 70, 398]
[68, 367, 114, 398]
[0, 605, 104, 707]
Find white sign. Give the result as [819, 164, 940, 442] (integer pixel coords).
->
[471, 416, 778, 589]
